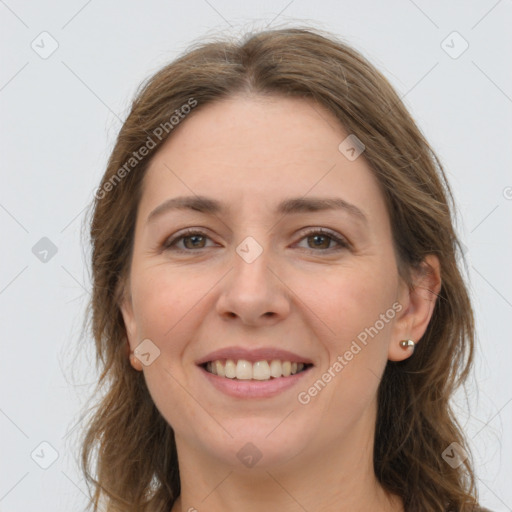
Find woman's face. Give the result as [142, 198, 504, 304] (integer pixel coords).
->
[121, 94, 419, 471]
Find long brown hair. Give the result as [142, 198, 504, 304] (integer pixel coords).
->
[80, 26, 479, 511]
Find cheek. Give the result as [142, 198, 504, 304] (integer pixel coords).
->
[304, 260, 398, 345]
[298, 261, 397, 402]
[131, 267, 207, 345]
[130, 270, 208, 429]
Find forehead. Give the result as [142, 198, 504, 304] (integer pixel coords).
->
[138, 94, 387, 226]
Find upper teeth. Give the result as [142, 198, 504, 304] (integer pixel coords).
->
[205, 359, 306, 380]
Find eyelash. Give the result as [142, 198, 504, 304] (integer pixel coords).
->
[162, 227, 350, 254]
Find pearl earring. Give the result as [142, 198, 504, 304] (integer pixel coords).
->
[129, 353, 143, 370]
[399, 339, 415, 351]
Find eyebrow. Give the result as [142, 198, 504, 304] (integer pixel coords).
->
[147, 195, 368, 224]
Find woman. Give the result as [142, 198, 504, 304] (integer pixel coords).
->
[81, 27, 490, 511]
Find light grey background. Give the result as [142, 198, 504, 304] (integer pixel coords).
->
[1, 1, 511, 511]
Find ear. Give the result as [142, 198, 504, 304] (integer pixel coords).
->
[118, 279, 143, 372]
[388, 254, 442, 362]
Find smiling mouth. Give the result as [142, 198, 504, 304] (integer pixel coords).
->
[201, 359, 313, 381]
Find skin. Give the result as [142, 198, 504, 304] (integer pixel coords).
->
[120, 94, 441, 512]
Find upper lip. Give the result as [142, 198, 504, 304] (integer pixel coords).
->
[195, 346, 314, 366]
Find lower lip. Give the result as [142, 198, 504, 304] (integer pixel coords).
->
[199, 365, 312, 399]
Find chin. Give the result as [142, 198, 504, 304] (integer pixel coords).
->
[188, 420, 313, 470]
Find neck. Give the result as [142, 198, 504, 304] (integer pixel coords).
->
[170, 417, 403, 512]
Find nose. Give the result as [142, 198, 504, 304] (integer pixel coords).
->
[215, 237, 291, 326]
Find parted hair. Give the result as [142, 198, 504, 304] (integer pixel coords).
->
[80, 26, 481, 511]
